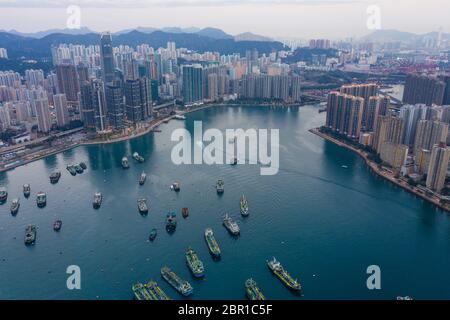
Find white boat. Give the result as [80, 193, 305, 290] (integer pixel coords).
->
[174, 115, 186, 120]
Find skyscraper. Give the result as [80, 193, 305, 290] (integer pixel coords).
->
[54, 93, 69, 128]
[92, 80, 108, 132]
[403, 74, 446, 106]
[79, 81, 96, 130]
[105, 84, 124, 130]
[340, 83, 379, 130]
[207, 73, 219, 101]
[56, 64, 80, 103]
[399, 104, 428, 146]
[35, 98, 51, 133]
[100, 32, 115, 84]
[426, 142, 450, 193]
[325, 91, 363, 138]
[372, 115, 404, 153]
[413, 120, 448, 158]
[182, 65, 203, 104]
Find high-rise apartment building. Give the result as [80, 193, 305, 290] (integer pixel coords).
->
[100, 32, 115, 84]
[182, 65, 204, 104]
[426, 142, 450, 193]
[372, 115, 405, 153]
[35, 98, 52, 133]
[54, 93, 69, 128]
[56, 64, 80, 103]
[106, 84, 124, 130]
[403, 74, 446, 106]
[413, 120, 448, 158]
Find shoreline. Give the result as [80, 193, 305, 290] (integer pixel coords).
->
[310, 127, 450, 213]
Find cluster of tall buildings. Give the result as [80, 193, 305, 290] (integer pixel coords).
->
[309, 39, 331, 49]
[326, 81, 450, 194]
[403, 74, 450, 106]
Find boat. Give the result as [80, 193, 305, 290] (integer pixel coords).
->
[267, 257, 301, 292]
[10, 198, 20, 215]
[93, 192, 102, 209]
[396, 296, 414, 300]
[145, 281, 171, 300]
[24, 225, 36, 245]
[172, 182, 180, 192]
[79, 162, 87, 170]
[240, 195, 249, 217]
[74, 164, 84, 174]
[36, 192, 47, 208]
[174, 115, 186, 120]
[133, 152, 145, 163]
[53, 220, 62, 232]
[66, 165, 77, 176]
[23, 184, 31, 198]
[204, 228, 221, 259]
[160, 266, 194, 297]
[223, 214, 240, 235]
[49, 171, 61, 184]
[166, 212, 177, 233]
[216, 179, 224, 194]
[139, 172, 147, 186]
[138, 198, 149, 214]
[0, 187, 8, 203]
[149, 228, 157, 241]
[186, 247, 205, 278]
[245, 279, 266, 300]
[122, 157, 130, 169]
[231, 157, 238, 166]
[132, 282, 152, 300]
[182, 207, 189, 218]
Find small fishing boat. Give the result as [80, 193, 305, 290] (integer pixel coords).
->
[182, 207, 189, 218]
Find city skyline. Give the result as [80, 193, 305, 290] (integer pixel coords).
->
[0, 0, 449, 39]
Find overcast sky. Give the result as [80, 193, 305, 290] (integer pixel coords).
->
[0, 0, 448, 39]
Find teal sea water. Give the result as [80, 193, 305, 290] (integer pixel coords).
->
[1, 105, 450, 300]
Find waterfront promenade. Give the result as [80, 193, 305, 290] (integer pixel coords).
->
[310, 127, 450, 213]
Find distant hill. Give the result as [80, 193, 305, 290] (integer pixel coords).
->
[361, 29, 450, 43]
[0, 30, 287, 60]
[0, 27, 95, 39]
[235, 32, 273, 42]
[195, 27, 233, 40]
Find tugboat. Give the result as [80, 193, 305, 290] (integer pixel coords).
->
[138, 198, 149, 214]
[240, 195, 249, 217]
[216, 179, 224, 194]
[161, 266, 194, 297]
[186, 247, 205, 278]
[133, 152, 145, 163]
[66, 165, 77, 176]
[122, 157, 130, 169]
[145, 281, 171, 300]
[74, 164, 84, 174]
[79, 162, 87, 170]
[139, 172, 147, 186]
[10, 198, 20, 215]
[149, 228, 157, 241]
[93, 192, 102, 209]
[53, 220, 62, 232]
[245, 279, 266, 300]
[204, 228, 221, 259]
[23, 184, 31, 198]
[166, 212, 177, 233]
[49, 171, 61, 184]
[0, 187, 8, 203]
[171, 182, 180, 192]
[24, 225, 36, 245]
[36, 192, 47, 208]
[267, 257, 301, 292]
[132, 283, 152, 300]
[223, 214, 240, 236]
[182, 207, 189, 218]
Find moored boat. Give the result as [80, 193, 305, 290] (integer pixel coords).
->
[74, 164, 84, 174]
[240, 195, 249, 217]
[166, 212, 177, 233]
[138, 198, 149, 214]
[223, 214, 240, 236]
[216, 179, 224, 194]
[267, 257, 301, 292]
[66, 165, 77, 176]
[133, 152, 145, 163]
[132, 282, 152, 300]
[10, 198, 20, 215]
[49, 171, 61, 184]
[23, 184, 31, 198]
[93, 192, 102, 209]
[53, 220, 62, 231]
[231, 157, 238, 165]
[160, 266, 193, 297]
[139, 172, 147, 185]
[182, 207, 189, 218]
[24, 225, 36, 245]
[204, 228, 221, 259]
[186, 247, 205, 278]
[245, 279, 266, 300]
[145, 281, 171, 300]
[171, 182, 180, 192]
[36, 192, 47, 208]
[149, 228, 157, 241]
[79, 162, 87, 170]
[0, 187, 8, 203]
[122, 157, 130, 169]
